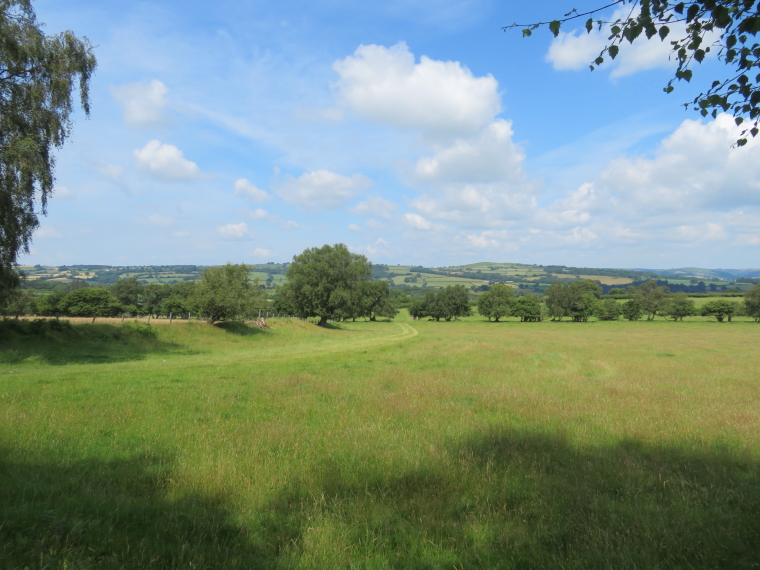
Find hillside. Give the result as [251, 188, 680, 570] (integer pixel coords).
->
[18, 261, 756, 295]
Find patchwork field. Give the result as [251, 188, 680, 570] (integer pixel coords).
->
[1, 313, 759, 568]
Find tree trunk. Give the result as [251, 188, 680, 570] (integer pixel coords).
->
[318, 316, 328, 327]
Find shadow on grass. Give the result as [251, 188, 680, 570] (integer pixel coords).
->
[0, 320, 179, 365]
[0, 449, 265, 569]
[1, 430, 758, 569]
[261, 430, 760, 569]
[213, 321, 271, 337]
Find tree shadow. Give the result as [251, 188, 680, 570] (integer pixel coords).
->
[2, 430, 758, 568]
[0, 447, 268, 569]
[213, 321, 271, 337]
[255, 429, 760, 568]
[0, 320, 179, 365]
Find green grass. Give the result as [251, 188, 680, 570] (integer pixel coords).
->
[1, 314, 759, 568]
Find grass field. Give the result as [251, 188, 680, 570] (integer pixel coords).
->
[1, 313, 759, 568]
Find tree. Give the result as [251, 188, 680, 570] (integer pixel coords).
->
[408, 299, 427, 320]
[622, 299, 644, 320]
[282, 244, 371, 327]
[701, 299, 738, 321]
[630, 280, 670, 320]
[544, 281, 573, 320]
[110, 277, 143, 306]
[58, 288, 122, 318]
[190, 264, 265, 323]
[513, 295, 543, 322]
[568, 280, 603, 322]
[438, 285, 472, 321]
[507, 1, 760, 145]
[477, 283, 515, 321]
[744, 283, 760, 321]
[0, 1, 96, 296]
[594, 297, 621, 320]
[664, 292, 697, 320]
[2, 286, 33, 317]
[608, 287, 628, 295]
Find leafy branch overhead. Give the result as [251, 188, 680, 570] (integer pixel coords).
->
[506, 1, 760, 145]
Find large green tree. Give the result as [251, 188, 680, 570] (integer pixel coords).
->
[744, 282, 760, 320]
[630, 280, 670, 320]
[508, 1, 760, 145]
[58, 288, 122, 318]
[477, 283, 515, 321]
[0, 1, 96, 296]
[280, 244, 371, 327]
[190, 263, 266, 324]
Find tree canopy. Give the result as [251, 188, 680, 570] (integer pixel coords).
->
[0, 0, 97, 296]
[190, 263, 266, 323]
[507, 1, 760, 145]
[278, 244, 372, 326]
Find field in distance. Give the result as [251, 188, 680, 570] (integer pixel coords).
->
[1, 312, 758, 568]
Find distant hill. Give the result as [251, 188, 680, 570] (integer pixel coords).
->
[633, 267, 760, 280]
[18, 261, 758, 296]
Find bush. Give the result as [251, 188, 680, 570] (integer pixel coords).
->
[701, 300, 739, 322]
[622, 300, 643, 321]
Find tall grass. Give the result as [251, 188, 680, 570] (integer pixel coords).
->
[1, 314, 758, 568]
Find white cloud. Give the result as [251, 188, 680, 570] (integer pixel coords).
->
[275, 170, 372, 210]
[349, 195, 398, 219]
[148, 214, 173, 227]
[546, 10, 715, 79]
[99, 163, 124, 180]
[333, 42, 500, 138]
[110, 79, 169, 128]
[134, 140, 206, 181]
[241, 208, 300, 230]
[172, 231, 190, 238]
[596, 114, 760, 216]
[413, 120, 525, 184]
[35, 226, 61, 239]
[404, 212, 432, 230]
[234, 178, 272, 203]
[53, 186, 73, 200]
[348, 223, 361, 232]
[252, 247, 273, 257]
[217, 222, 249, 239]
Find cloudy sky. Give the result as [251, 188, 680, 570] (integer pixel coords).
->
[24, 0, 760, 269]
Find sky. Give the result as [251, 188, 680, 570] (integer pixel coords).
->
[22, 0, 760, 269]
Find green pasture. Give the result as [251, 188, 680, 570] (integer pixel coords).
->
[1, 313, 759, 569]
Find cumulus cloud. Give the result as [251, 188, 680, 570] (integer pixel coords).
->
[275, 170, 372, 210]
[252, 247, 273, 257]
[595, 114, 760, 216]
[349, 195, 398, 219]
[134, 140, 206, 181]
[413, 119, 525, 184]
[404, 213, 432, 230]
[234, 178, 272, 203]
[405, 119, 539, 229]
[348, 223, 361, 232]
[53, 186, 73, 200]
[111, 79, 169, 128]
[333, 42, 500, 138]
[546, 9, 715, 78]
[217, 222, 249, 239]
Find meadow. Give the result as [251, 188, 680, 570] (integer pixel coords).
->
[1, 312, 759, 569]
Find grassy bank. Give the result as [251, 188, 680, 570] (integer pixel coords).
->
[1, 313, 758, 568]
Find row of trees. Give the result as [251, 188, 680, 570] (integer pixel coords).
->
[470, 280, 760, 323]
[5, 264, 268, 322]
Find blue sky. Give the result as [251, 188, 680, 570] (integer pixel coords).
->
[23, 0, 760, 269]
